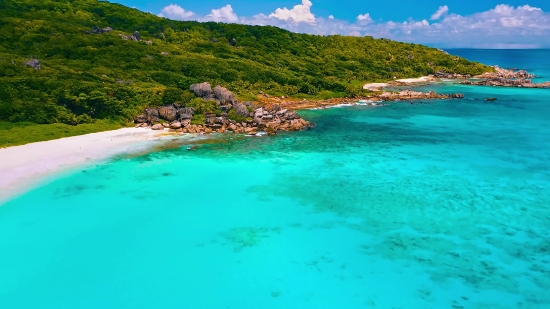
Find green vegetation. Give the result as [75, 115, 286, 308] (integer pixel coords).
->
[186, 98, 218, 115]
[0, 120, 124, 147]
[227, 110, 251, 123]
[0, 0, 492, 146]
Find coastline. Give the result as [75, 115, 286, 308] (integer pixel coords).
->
[0, 127, 173, 204]
[4, 67, 542, 203]
[258, 90, 464, 111]
[0, 86, 451, 204]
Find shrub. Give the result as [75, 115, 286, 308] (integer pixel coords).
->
[227, 109, 247, 122]
[190, 114, 205, 125]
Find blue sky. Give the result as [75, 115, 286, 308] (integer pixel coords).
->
[114, 0, 550, 22]
[110, 0, 550, 48]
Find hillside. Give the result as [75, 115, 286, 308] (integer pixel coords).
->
[0, 0, 490, 128]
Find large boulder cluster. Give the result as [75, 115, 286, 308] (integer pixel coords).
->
[461, 68, 549, 88]
[136, 105, 195, 128]
[378, 90, 464, 101]
[476, 67, 535, 79]
[134, 82, 313, 135]
[461, 78, 550, 88]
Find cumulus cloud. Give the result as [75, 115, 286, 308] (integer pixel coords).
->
[430, 5, 449, 20]
[158, 4, 195, 20]
[157, 2, 550, 48]
[203, 5, 239, 23]
[357, 13, 372, 23]
[269, 0, 315, 23]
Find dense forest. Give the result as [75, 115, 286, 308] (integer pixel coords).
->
[0, 0, 491, 127]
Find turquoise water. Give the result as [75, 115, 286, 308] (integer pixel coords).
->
[448, 49, 550, 82]
[1, 50, 550, 308]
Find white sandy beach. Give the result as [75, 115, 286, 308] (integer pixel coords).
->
[393, 76, 433, 84]
[0, 127, 170, 204]
[363, 76, 433, 90]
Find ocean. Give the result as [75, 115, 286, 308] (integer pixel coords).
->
[1, 49, 549, 308]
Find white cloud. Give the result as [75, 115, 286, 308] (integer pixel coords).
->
[357, 13, 372, 23]
[203, 5, 239, 23]
[158, 4, 196, 20]
[157, 2, 550, 48]
[430, 5, 449, 20]
[269, 0, 315, 23]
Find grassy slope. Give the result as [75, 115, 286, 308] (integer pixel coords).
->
[0, 121, 124, 148]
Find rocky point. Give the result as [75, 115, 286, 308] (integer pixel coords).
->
[134, 82, 314, 135]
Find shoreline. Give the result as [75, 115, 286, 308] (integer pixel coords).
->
[259, 90, 464, 111]
[0, 128, 174, 204]
[3, 68, 539, 203]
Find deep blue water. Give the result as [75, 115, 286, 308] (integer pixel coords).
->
[1, 50, 550, 308]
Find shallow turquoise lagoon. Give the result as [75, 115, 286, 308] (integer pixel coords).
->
[1, 51, 550, 308]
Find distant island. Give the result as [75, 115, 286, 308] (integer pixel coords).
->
[0, 0, 494, 146]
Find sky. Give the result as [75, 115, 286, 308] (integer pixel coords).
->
[110, 0, 550, 48]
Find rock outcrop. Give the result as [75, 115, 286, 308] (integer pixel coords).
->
[421, 67, 549, 89]
[190, 82, 214, 100]
[232, 102, 249, 117]
[378, 90, 464, 101]
[85, 26, 113, 34]
[135, 82, 313, 135]
[213, 86, 237, 105]
[476, 66, 535, 79]
[177, 107, 194, 120]
[458, 68, 549, 88]
[461, 78, 550, 88]
[144, 108, 159, 123]
[23, 59, 41, 70]
[158, 106, 177, 121]
[433, 72, 471, 79]
[132, 31, 141, 42]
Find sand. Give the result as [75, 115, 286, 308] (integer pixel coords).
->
[363, 76, 433, 90]
[363, 83, 389, 90]
[393, 76, 432, 84]
[0, 127, 170, 204]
